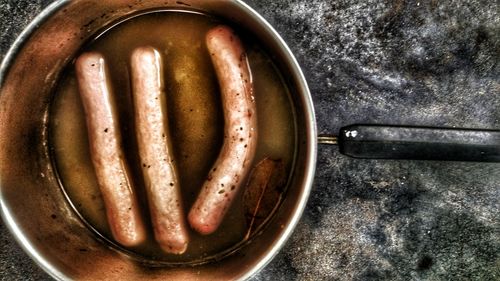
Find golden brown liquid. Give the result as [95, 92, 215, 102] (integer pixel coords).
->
[50, 11, 295, 263]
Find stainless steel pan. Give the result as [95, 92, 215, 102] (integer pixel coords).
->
[0, 1, 315, 280]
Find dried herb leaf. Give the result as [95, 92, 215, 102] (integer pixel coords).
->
[243, 157, 286, 239]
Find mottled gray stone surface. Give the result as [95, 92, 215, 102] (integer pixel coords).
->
[1, 0, 499, 280]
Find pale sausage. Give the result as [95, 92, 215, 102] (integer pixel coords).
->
[130, 47, 189, 254]
[75, 52, 146, 247]
[188, 26, 258, 235]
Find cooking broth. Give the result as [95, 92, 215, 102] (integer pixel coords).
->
[50, 10, 296, 264]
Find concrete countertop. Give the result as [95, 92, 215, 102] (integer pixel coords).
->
[1, 0, 499, 280]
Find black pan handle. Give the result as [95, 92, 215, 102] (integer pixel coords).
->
[321, 125, 500, 162]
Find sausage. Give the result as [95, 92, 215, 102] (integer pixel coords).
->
[130, 47, 189, 254]
[188, 25, 258, 235]
[75, 52, 146, 247]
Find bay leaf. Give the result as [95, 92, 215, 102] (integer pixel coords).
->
[243, 157, 286, 239]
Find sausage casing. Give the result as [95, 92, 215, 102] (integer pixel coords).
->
[188, 26, 258, 235]
[130, 47, 189, 254]
[75, 52, 146, 247]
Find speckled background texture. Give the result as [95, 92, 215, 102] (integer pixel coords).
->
[1, 0, 499, 280]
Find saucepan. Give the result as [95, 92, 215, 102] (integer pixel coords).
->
[1, 0, 498, 280]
